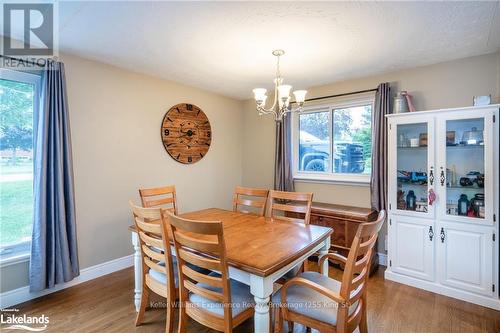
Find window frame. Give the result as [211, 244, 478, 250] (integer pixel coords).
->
[0, 68, 41, 267]
[291, 93, 375, 185]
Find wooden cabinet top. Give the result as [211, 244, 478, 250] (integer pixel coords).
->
[310, 202, 378, 222]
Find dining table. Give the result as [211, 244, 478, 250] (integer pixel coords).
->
[128, 208, 333, 333]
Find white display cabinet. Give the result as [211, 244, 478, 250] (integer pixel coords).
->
[385, 105, 499, 310]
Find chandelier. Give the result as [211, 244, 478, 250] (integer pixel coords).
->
[252, 50, 307, 121]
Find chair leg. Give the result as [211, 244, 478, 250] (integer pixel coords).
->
[135, 287, 149, 326]
[287, 321, 294, 333]
[359, 307, 368, 333]
[177, 301, 187, 333]
[275, 307, 283, 333]
[165, 297, 174, 333]
[302, 259, 309, 272]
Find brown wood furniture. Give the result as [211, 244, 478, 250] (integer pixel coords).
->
[129, 201, 177, 333]
[276, 210, 386, 333]
[139, 185, 178, 214]
[232, 186, 269, 216]
[286, 202, 379, 274]
[129, 208, 332, 333]
[267, 190, 314, 273]
[267, 190, 313, 224]
[129, 208, 332, 277]
[166, 212, 254, 333]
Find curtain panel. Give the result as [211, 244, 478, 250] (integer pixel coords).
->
[30, 60, 79, 291]
[274, 115, 295, 191]
[370, 82, 391, 212]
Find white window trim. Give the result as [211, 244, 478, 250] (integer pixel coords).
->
[291, 92, 375, 185]
[0, 68, 41, 266]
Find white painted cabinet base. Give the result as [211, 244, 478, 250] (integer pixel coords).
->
[385, 269, 500, 310]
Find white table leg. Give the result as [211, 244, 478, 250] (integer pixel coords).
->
[132, 232, 142, 312]
[250, 274, 274, 333]
[319, 237, 331, 276]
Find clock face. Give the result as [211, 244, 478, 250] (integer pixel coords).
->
[161, 103, 212, 164]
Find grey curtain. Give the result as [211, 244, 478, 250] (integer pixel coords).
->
[370, 82, 391, 211]
[30, 60, 79, 291]
[274, 114, 295, 191]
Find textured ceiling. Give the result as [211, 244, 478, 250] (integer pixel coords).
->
[21, 1, 500, 99]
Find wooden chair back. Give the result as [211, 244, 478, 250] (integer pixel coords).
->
[129, 201, 176, 299]
[139, 185, 178, 214]
[232, 186, 269, 216]
[165, 212, 237, 332]
[337, 210, 386, 332]
[267, 190, 313, 224]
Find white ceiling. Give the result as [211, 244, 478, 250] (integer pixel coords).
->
[27, 1, 500, 99]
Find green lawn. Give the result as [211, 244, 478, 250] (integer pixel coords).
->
[0, 180, 33, 245]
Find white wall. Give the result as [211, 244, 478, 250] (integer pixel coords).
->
[242, 52, 500, 253]
[1, 53, 244, 293]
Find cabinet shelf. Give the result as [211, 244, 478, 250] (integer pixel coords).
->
[446, 144, 484, 150]
[446, 185, 484, 191]
[397, 144, 484, 150]
[397, 146, 426, 150]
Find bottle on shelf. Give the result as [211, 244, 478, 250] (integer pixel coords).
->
[406, 190, 416, 211]
[457, 194, 469, 216]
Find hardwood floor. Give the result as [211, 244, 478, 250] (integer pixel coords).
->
[5, 262, 500, 333]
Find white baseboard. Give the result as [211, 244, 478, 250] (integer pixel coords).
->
[378, 252, 387, 266]
[0, 254, 133, 308]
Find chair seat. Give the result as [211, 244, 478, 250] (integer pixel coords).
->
[272, 271, 359, 326]
[189, 273, 255, 317]
[149, 258, 179, 288]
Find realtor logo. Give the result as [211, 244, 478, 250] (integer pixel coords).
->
[0, 308, 49, 332]
[2, 2, 55, 56]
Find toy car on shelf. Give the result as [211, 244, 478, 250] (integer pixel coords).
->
[397, 170, 428, 184]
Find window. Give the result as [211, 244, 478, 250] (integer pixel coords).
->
[292, 95, 374, 184]
[0, 69, 40, 265]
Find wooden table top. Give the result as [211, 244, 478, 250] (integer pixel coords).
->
[129, 208, 333, 277]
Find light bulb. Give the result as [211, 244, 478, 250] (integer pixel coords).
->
[293, 90, 307, 106]
[277, 84, 292, 99]
[260, 95, 268, 107]
[252, 88, 267, 105]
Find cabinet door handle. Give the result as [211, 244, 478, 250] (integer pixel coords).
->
[428, 226, 434, 241]
[439, 168, 445, 187]
[440, 227, 445, 243]
[429, 167, 434, 186]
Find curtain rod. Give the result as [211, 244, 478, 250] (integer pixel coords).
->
[290, 88, 378, 104]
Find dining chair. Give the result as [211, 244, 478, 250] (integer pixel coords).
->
[129, 201, 178, 333]
[274, 210, 386, 333]
[232, 186, 269, 216]
[268, 190, 313, 273]
[267, 190, 313, 224]
[164, 212, 255, 333]
[139, 185, 178, 214]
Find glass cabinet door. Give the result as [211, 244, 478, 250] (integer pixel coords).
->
[390, 119, 435, 217]
[438, 110, 495, 223]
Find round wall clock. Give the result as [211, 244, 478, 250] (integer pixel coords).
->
[161, 103, 212, 164]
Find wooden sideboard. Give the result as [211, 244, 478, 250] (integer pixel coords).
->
[287, 202, 379, 274]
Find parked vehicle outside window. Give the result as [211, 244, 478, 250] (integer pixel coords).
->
[296, 103, 373, 181]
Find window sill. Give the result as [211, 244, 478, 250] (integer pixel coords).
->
[0, 241, 31, 267]
[293, 174, 371, 187]
[0, 252, 30, 268]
